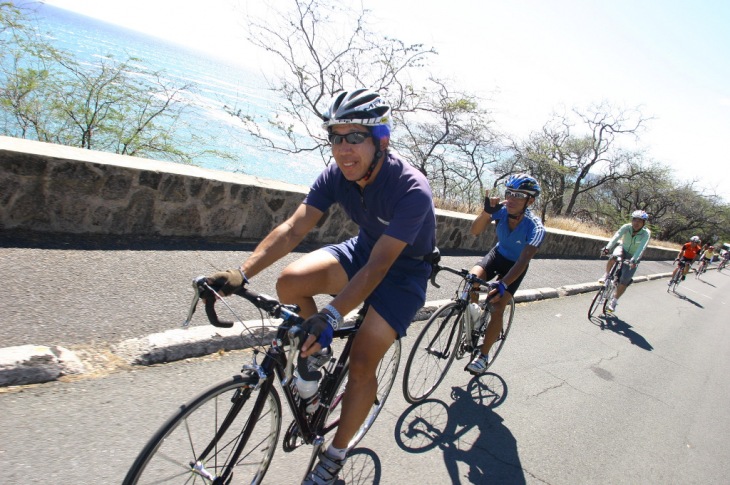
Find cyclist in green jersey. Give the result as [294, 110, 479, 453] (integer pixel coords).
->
[599, 210, 651, 312]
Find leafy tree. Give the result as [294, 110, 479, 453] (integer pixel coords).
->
[0, 2, 226, 164]
[392, 78, 501, 211]
[231, 0, 502, 212]
[505, 103, 651, 220]
[228, 0, 438, 164]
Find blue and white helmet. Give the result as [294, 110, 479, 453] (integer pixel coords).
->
[505, 173, 541, 197]
[631, 210, 649, 220]
[321, 89, 392, 131]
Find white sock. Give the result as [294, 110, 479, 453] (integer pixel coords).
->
[326, 444, 347, 460]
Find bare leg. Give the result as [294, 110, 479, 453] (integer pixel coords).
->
[275, 249, 348, 318]
[479, 293, 512, 355]
[331, 308, 396, 449]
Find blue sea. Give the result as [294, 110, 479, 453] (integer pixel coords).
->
[27, 3, 323, 186]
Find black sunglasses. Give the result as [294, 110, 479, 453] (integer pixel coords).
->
[328, 132, 371, 145]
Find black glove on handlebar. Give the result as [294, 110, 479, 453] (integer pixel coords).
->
[206, 269, 247, 296]
[483, 197, 504, 214]
[301, 312, 335, 348]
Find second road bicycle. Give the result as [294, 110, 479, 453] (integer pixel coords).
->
[402, 263, 514, 404]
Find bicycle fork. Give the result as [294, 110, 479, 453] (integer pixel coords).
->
[193, 378, 272, 484]
[425, 304, 464, 359]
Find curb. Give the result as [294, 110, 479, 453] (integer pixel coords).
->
[0, 271, 677, 387]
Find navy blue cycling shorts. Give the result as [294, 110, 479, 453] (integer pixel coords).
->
[322, 237, 430, 338]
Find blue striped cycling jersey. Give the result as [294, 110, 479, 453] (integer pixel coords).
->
[492, 207, 545, 262]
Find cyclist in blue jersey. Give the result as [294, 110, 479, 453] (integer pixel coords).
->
[465, 173, 545, 374]
[206, 89, 436, 485]
[599, 210, 651, 312]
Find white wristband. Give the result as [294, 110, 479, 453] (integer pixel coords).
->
[323, 304, 344, 330]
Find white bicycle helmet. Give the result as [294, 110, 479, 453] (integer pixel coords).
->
[690, 236, 700, 243]
[631, 210, 649, 220]
[321, 89, 392, 130]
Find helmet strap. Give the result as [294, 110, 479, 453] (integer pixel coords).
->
[508, 198, 532, 220]
[358, 150, 383, 183]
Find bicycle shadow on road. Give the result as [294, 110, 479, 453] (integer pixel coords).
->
[667, 289, 705, 308]
[595, 314, 654, 351]
[697, 279, 717, 288]
[394, 373, 526, 484]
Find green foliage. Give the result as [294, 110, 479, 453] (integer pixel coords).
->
[0, 3, 229, 164]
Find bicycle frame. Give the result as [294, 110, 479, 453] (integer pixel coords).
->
[184, 278, 363, 482]
[430, 265, 492, 346]
[668, 259, 688, 292]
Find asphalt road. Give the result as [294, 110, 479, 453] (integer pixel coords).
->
[2, 272, 729, 484]
[2, 232, 677, 351]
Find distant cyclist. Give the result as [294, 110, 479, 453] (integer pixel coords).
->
[465, 173, 545, 374]
[599, 210, 651, 313]
[670, 236, 702, 284]
[719, 250, 730, 270]
[696, 245, 715, 275]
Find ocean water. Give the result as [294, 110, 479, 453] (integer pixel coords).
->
[26, 3, 323, 186]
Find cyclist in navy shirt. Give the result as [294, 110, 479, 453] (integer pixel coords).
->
[207, 89, 436, 485]
[465, 173, 545, 374]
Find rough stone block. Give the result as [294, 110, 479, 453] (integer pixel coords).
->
[113, 322, 277, 365]
[0, 345, 85, 386]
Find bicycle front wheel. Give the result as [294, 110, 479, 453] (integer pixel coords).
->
[123, 374, 281, 485]
[484, 297, 515, 370]
[402, 301, 464, 404]
[602, 282, 616, 313]
[588, 286, 607, 318]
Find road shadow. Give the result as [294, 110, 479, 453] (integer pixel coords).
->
[598, 314, 654, 351]
[697, 278, 717, 288]
[667, 288, 705, 308]
[0, 229, 325, 253]
[395, 373, 526, 484]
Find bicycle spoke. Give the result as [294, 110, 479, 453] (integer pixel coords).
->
[124, 377, 281, 485]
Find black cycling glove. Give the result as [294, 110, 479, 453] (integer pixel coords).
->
[301, 312, 335, 348]
[206, 269, 247, 296]
[483, 197, 504, 214]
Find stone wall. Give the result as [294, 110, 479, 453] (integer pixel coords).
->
[0, 136, 676, 259]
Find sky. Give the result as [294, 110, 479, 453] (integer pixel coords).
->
[42, 0, 730, 202]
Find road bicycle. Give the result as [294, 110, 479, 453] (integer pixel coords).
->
[719, 257, 728, 271]
[401, 264, 514, 404]
[695, 258, 710, 278]
[588, 253, 630, 318]
[123, 277, 400, 484]
[667, 259, 689, 293]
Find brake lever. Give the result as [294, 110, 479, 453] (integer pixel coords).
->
[429, 264, 442, 288]
[182, 276, 206, 328]
[282, 331, 301, 386]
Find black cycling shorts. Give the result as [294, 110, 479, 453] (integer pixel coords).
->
[474, 247, 527, 296]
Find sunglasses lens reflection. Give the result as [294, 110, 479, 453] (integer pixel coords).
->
[328, 132, 369, 145]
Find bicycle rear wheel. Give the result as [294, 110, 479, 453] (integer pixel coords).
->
[320, 338, 401, 449]
[402, 301, 464, 404]
[484, 297, 515, 370]
[123, 374, 281, 485]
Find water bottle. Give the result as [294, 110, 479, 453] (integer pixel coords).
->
[465, 302, 481, 334]
[293, 346, 332, 414]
